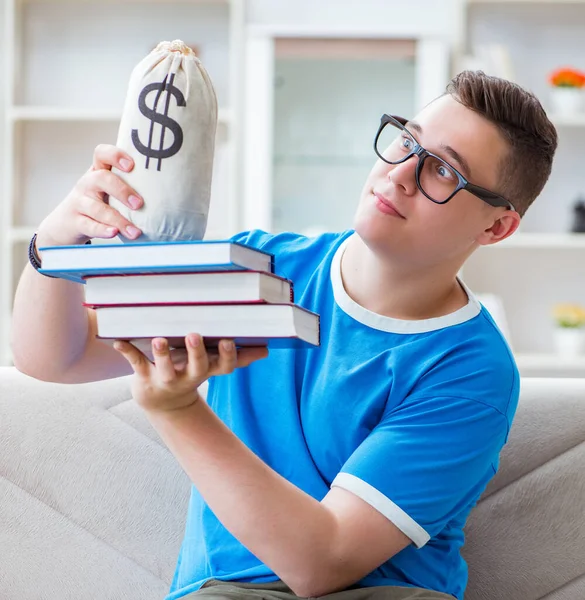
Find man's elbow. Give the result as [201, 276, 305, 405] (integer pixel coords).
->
[284, 565, 354, 598]
[287, 579, 343, 599]
[12, 351, 82, 384]
[11, 356, 58, 383]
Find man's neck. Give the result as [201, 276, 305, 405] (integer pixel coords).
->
[340, 234, 469, 321]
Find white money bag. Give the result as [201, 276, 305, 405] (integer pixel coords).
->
[110, 40, 218, 242]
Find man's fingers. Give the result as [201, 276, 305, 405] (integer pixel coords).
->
[170, 348, 189, 369]
[77, 193, 142, 240]
[205, 342, 268, 373]
[151, 338, 178, 384]
[113, 340, 151, 376]
[186, 334, 209, 379]
[92, 144, 135, 173]
[215, 340, 238, 375]
[75, 214, 119, 240]
[83, 169, 143, 212]
[235, 347, 269, 369]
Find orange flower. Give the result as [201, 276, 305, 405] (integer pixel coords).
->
[549, 67, 585, 88]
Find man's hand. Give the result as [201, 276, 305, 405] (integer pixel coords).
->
[113, 334, 269, 414]
[36, 144, 144, 250]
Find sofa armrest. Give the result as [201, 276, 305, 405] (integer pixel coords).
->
[464, 377, 585, 600]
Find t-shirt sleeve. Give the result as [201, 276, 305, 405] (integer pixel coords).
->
[331, 395, 509, 548]
[229, 229, 276, 251]
[228, 229, 333, 284]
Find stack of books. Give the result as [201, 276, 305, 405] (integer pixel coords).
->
[38, 240, 320, 352]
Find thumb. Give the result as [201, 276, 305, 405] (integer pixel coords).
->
[113, 340, 151, 375]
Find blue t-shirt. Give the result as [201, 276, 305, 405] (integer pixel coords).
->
[167, 230, 519, 600]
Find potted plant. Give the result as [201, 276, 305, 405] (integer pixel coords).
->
[548, 67, 585, 115]
[552, 303, 585, 357]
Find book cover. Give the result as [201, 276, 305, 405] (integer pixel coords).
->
[83, 271, 294, 306]
[38, 240, 274, 284]
[92, 303, 320, 347]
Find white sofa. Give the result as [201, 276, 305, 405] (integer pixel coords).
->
[1, 366, 585, 600]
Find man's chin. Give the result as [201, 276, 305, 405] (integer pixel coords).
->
[353, 215, 412, 256]
[354, 211, 397, 241]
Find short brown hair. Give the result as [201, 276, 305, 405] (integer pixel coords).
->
[445, 70, 557, 216]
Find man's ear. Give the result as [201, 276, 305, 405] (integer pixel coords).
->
[476, 210, 521, 246]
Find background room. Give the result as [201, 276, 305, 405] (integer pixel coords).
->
[1, 0, 584, 377]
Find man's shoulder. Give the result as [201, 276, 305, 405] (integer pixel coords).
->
[230, 229, 349, 252]
[408, 307, 520, 421]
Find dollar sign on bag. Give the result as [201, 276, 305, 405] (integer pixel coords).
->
[132, 73, 186, 171]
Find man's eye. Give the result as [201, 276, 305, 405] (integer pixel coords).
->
[401, 136, 413, 150]
[437, 165, 454, 180]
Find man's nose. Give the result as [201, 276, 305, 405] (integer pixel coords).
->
[386, 154, 419, 194]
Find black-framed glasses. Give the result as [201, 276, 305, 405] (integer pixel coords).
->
[373, 114, 516, 212]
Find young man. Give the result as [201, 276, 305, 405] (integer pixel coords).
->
[11, 71, 557, 600]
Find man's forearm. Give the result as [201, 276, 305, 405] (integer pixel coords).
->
[11, 262, 90, 380]
[145, 397, 349, 597]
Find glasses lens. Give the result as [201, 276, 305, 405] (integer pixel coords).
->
[375, 120, 416, 164]
[419, 155, 459, 203]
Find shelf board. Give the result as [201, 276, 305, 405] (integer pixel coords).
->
[516, 353, 585, 373]
[9, 107, 122, 122]
[489, 232, 585, 248]
[8, 106, 233, 126]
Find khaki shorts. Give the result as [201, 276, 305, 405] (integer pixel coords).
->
[182, 578, 455, 600]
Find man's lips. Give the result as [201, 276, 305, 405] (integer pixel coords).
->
[373, 192, 405, 218]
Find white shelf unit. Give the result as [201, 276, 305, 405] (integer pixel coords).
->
[463, 240, 585, 378]
[459, 0, 585, 377]
[1, 0, 245, 366]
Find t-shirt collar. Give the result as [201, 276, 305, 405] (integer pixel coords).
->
[330, 233, 481, 334]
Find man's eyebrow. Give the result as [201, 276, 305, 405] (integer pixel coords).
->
[407, 120, 472, 179]
[407, 120, 423, 135]
[440, 144, 472, 180]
